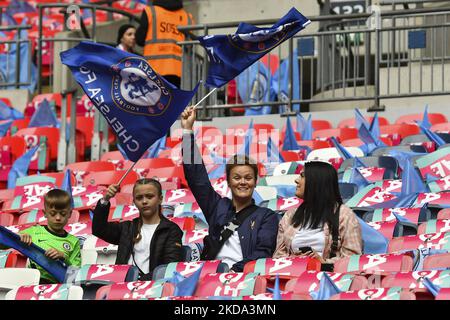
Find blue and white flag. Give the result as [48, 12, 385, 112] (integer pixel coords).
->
[357, 216, 389, 254]
[61, 169, 75, 209]
[283, 116, 300, 151]
[198, 7, 310, 88]
[0, 120, 12, 137]
[236, 61, 272, 115]
[272, 49, 300, 113]
[418, 123, 446, 148]
[310, 272, 341, 300]
[61, 41, 199, 162]
[7, 145, 39, 189]
[417, 105, 432, 130]
[0, 99, 23, 120]
[296, 113, 313, 140]
[28, 98, 58, 128]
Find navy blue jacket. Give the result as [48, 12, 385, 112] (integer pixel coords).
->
[182, 133, 278, 271]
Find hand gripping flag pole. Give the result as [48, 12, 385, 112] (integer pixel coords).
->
[116, 87, 216, 185]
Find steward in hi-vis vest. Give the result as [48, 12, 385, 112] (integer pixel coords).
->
[136, 0, 193, 87]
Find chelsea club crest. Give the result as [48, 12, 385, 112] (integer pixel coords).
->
[111, 57, 171, 116]
[228, 21, 299, 54]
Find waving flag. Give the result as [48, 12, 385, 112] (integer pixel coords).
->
[418, 123, 446, 148]
[417, 105, 432, 130]
[0, 99, 23, 120]
[273, 274, 282, 300]
[267, 137, 284, 163]
[236, 61, 271, 115]
[355, 108, 370, 131]
[198, 7, 310, 88]
[272, 49, 300, 113]
[283, 117, 300, 150]
[7, 145, 39, 189]
[173, 263, 204, 296]
[61, 169, 75, 208]
[357, 216, 389, 254]
[0, 120, 12, 137]
[296, 113, 313, 140]
[310, 273, 341, 300]
[28, 99, 58, 128]
[61, 41, 199, 162]
[369, 112, 381, 139]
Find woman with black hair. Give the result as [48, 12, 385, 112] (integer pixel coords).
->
[92, 178, 183, 280]
[273, 161, 362, 264]
[116, 24, 136, 53]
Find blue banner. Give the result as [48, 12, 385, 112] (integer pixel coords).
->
[61, 41, 199, 162]
[198, 7, 310, 88]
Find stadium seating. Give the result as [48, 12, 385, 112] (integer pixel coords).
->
[0, 268, 40, 299]
[5, 284, 84, 300]
[95, 280, 174, 300]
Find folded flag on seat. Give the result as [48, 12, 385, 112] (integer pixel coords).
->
[61, 41, 199, 162]
[197, 7, 310, 88]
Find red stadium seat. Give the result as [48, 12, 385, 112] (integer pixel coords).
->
[65, 161, 116, 173]
[341, 136, 393, 147]
[423, 253, 450, 270]
[83, 170, 140, 187]
[40, 171, 77, 187]
[431, 122, 450, 133]
[76, 116, 94, 148]
[193, 273, 267, 297]
[146, 166, 187, 187]
[284, 271, 369, 294]
[329, 287, 416, 300]
[333, 253, 414, 274]
[436, 288, 450, 300]
[9, 119, 30, 135]
[437, 209, 450, 220]
[95, 280, 174, 300]
[6, 284, 84, 300]
[418, 219, 450, 235]
[338, 116, 390, 128]
[243, 257, 321, 277]
[280, 150, 305, 161]
[388, 232, 450, 253]
[0, 136, 26, 162]
[0, 250, 18, 268]
[281, 119, 333, 133]
[395, 113, 448, 125]
[380, 124, 420, 139]
[313, 128, 358, 141]
[153, 260, 228, 281]
[15, 127, 59, 161]
[297, 140, 331, 150]
[0, 213, 14, 226]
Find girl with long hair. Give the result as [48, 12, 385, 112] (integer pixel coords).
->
[92, 178, 183, 280]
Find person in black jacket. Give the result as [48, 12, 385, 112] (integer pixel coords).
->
[92, 178, 183, 280]
[181, 106, 279, 272]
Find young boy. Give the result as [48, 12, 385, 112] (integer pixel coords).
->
[18, 189, 81, 284]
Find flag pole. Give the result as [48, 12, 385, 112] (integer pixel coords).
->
[116, 86, 213, 186]
[117, 161, 138, 185]
[192, 87, 217, 109]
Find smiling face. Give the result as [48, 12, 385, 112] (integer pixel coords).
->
[295, 170, 305, 199]
[228, 165, 256, 202]
[133, 184, 162, 220]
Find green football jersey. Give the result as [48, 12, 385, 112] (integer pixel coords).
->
[20, 225, 81, 283]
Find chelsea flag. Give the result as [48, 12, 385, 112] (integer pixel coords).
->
[61, 41, 199, 162]
[198, 7, 310, 88]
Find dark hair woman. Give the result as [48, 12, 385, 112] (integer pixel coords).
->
[116, 24, 136, 53]
[273, 161, 363, 264]
[92, 178, 183, 280]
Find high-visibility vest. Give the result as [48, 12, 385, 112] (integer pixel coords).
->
[143, 5, 193, 78]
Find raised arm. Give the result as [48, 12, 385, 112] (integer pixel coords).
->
[181, 106, 221, 221]
[92, 184, 123, 245]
